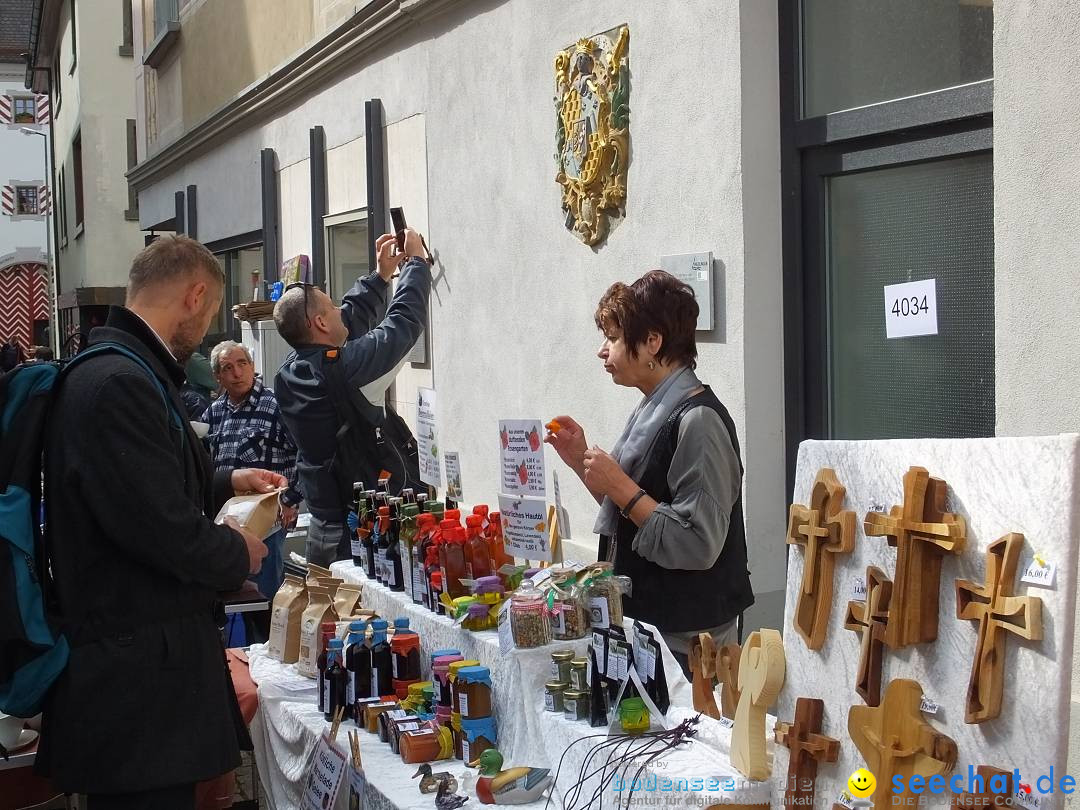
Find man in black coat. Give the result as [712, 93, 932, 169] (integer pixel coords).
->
[38, 236, 279, 810]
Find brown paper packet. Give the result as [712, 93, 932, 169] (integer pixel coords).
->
[268, 574, 307, 663]
[334, 584, 362, 617]
[214, 490, 283, 540]
[297, 586, 338, 678]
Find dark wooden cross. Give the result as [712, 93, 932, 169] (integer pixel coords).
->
[864, 466, 966, 648]
[788, 468, 856, 650]
[717, 643, 741, 721]
[956, 532, 1043, 723]
[848, 679, 958, 810]
[774, 697, 840, 808]
[952, 766, 1014, 808]
[843, 566, 892, 706]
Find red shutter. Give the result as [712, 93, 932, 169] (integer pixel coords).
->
[2, 186, 14, 215]
[0, 96, 11, 124]
[35, 96, 50, 125]
[38, 186, 51, 215]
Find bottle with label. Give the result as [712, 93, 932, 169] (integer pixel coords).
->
[345, 621, 370, 715]
[363, 492, 380, 579]
[375, 505, 391, 585]
[472, 504, 490, 529]
[368, 619, 393, 699]
[412, 513, 434, 606]
[351, 482, 366, 567]
[399, 503, 420, 601]
[391, 630, 422, 695]
[465, 515, 493, 580]
[316, 621, 338, 714]
[487, 512, 514, 572]
[385, 498, 405, 592]
[439, 523, 469, 601]
[429, 570, 445, 616]
[324, 639, 348, 721]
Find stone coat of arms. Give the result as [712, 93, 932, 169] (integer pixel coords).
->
[555, 26, 629, 247]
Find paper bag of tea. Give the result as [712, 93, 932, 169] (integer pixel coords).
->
[297, 587, 338, 678]
[214, 489, 282, 540]
[306, 564, 332, 588]
[316, 576, 344, 601]
[268, 575, 307, 662]
[334, 583, 362, 617]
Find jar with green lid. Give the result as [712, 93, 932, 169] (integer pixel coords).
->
[548, 578, 588, 640]
[569, 658, 589, 691]
[563, 689, 590, 721]
[550, 650, 574, 684]
[618, 697, 650, 735]
[544, 681, 566, 713]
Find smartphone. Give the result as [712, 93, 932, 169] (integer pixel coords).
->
[390, 207, 407, 252]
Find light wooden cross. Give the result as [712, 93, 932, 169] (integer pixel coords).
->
[843, 566, 893, 706]
[951, 765, 1014, 808]
[717, 643, 741, 721]
[848, 679, 958, 810]
[864, 467, 966, 648]
[732, 629, 786, 781]
[956, 532, 1043, 724]
[788, 468, 856, 649]
[774, 697, 840, 808]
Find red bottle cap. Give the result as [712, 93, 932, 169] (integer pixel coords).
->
[430, 571, 443, 586]
[440, 519, 457, 532]
[378, 506, 390, 516]
[465, 515, 483, 529]
[445, 509, 461, 522]
[473, 505, 489, 517]
[489, 512, 501, 523]
[320, 621, 337, 633]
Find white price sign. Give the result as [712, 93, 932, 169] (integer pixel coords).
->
[883, 278, 938, 339]
[301, 733, 348, 810]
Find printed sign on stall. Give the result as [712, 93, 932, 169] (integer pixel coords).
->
[444, 451, 463, 500]
[883, 278, 938, 339]
[301, 733, 348, 810]
[416, 387, 441, 488]
[499, 419, 546, 496]
[497, 494, 552, 562]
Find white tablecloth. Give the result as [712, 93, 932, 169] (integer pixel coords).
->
[245, 563, 773, 810]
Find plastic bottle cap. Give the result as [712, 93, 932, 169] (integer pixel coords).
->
[349, 621, 366, 631]
[394, 618, 410, 629]
[465, 515, 483, 528]
[328, 639, 344, 648]
[371, 619, 389, 630]
[473, 505, 489, 514]
[440, 519, 457, 531]
[403, 504, 419, 517]
[379, 506, 390, 516]
[431, 571, 443, 585]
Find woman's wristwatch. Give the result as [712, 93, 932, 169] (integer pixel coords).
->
[620, 488, 647, 518]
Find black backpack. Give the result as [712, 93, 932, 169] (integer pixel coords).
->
[320, 349, 425, 499]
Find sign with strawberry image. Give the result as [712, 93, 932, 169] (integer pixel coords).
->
[498, 419, 547, 497]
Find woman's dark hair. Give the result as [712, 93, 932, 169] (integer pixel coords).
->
[594, 269, 699, 369]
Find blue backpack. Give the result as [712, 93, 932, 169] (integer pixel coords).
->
[0, 342, 182, 721]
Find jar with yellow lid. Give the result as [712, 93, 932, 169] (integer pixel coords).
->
[448, 660, 480, 713]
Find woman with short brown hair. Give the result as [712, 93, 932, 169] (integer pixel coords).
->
[547, 269, 754, 668]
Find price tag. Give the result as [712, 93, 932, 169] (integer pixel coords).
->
[919, 696, 940, 715]
[1015, 788, 1041, 810]
[301, 732, 348, 810]
[851, 576, 867, 601]
[883, 278, 938, 339]
[718, 716, 734, 729]
[592, 631, 607, 676]
[497, 600, 514, 654]
[1021, 556, 1057, 589]
[835, 791, 855, 810]
[348, 766, 366, 810]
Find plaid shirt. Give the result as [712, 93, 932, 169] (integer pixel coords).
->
[202, 377, 303, 506]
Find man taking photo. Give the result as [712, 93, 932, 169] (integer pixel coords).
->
[39, 235, 281, 810]
[274, 229, 430, 566]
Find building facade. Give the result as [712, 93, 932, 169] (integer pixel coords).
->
[26, 0, 144, 354]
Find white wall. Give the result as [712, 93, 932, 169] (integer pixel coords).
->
[138, 0, 788, 626]
[992, 0, 1080, 777]
[0, 65, 49, 266]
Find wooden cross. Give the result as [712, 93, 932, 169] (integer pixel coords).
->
[788, 468, 856, 649]
[848, 678, 958, 810]
[732, 629, 786, 781]
[689, 633, 721, 720]
[774, 697, 840, 807]
[864, 467, 966, 648]
[952, 766, 1014, 808]
[843, 566, 893, 706]
[717, 643, 741, 721]
[956, 532, 1043, 723]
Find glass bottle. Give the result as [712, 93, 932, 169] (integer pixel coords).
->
[385, 498, 405, 592]
[351, 481, 366, 567]
[464, 514, 493, 580]
[345, 620, 370, 714]
[363, 492, 379, 579]
[439, 524, 469, 601]
[368, 619, 393, 699]
[324, 639, 348, 721]
[487, 512, 514, 571]
[376, 505, 391, 586]
[400, 503, 420, 602]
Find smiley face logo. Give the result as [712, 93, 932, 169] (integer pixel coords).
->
[847, 768, 877, 799]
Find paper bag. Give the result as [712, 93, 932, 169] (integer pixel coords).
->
[215, 489, 283, 540]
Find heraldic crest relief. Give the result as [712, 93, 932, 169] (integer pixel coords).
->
[554, 26, 629, 247]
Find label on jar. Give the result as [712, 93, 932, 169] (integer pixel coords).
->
[552, 608, 567, 636]
[564, 698, 577, 718]
[589, 596, 610, 629]
[459, 693, 469, 716]
[544, 692, 555, 712]
[498, 601, 514, 654]
[571, 670, 588, 691]
[550, 661, 560, 679]
[462, 737, 471, 763]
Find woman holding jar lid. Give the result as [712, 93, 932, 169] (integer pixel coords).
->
[545, 270, 753, 673]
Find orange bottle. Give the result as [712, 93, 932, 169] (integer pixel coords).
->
[487, 512, 513, 569]
[439, 523, 469, 600]
[465, 515, 493, 580]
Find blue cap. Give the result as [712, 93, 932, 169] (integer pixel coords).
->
[371, 619, 389, 630]
[457, 666, 491, 687]
[349, 621, 366, 631]
[461, 715, 497, 743]
[394, 617, 410, 629]
[430, 648, 461, 662]
[328, 639, 344, 648]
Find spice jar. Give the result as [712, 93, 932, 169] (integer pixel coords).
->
[544, 680, 566, 713]
[550, 650, 574, 684]
[563, 689, 590, 721]
[619, 697, 650, 735]
[448, 659, 480, 713]
[454, 665, 492, 719]
[569, 658, 589, 691]
[583, 562, 626, 629]
[433, 654, 464, 707]
[460, 716, 498, 765]
[549, 578, 588, 640]
[509, 580, 550, 648]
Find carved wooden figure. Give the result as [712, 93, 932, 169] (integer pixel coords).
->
[848, 679, 958, 810]
[956, 532, 1043, 723]
[951, 766, 1014, 808]
[843, 566, 893, 706]
[864, 467, 966, 647]
[788, 468, 856, 649]
[732, 629, 786, 781]
[717, 643, 741, 721]
[689, 633, 722, 720]
[774, 698, 840, 808]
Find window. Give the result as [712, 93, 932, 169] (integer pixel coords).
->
[13, 97, 36, 124]
[154, 0, 179, 38]
[72, 132, 84, 230]
[324, 212, 370, 299]
[52, 51, 61, 112]
[69, 0, 77, 74]
[58, 165, 67, 241]
[15, 186, 39, 215]
[125, 119, 139, 220]
[119, 0, 134, 56]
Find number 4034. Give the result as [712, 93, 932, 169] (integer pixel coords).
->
[892, 296, 929, 317]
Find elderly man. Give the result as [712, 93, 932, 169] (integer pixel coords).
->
[204, 340, 302, 599]
[274, 229, 430, 565]
[40, 235, 280, 809]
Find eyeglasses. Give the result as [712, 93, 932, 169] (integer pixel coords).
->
[284, 281, 315, 327]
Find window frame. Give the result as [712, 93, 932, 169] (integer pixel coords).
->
[323, 208, 371, 300]
[72, 130, 84, 233]
[69, 0, 77, 75]
[119, 0, 134, 57]
[14, 185, 40, 216]
[11, 96, 36, 124]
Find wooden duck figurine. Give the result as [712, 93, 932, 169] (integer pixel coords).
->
[435, 779, 470, 810]
[468, 749, 552, 805]
[413, 763, 458, 795]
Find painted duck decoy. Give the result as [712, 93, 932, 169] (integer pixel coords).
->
[435, 778, 470, 810]
[468, 749, 552, 805]
[413, 763, 459, 795]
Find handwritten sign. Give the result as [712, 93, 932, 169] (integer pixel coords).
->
[301, 732, 347, 810]
[417, 388, 440, 488]
[499, 419, 546, 496]
[444, 451, 463, 500]
[497, 494, 552, 562]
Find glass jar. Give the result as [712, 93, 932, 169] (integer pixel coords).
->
[400, 724, 454, 764]
[460, 716, 497, 765]
[569, 658, 589, 691]
[448, 660, 480, 713]
[433, 654, 464, 707]
[509, 581, 551, 648]
[454, 665, 493, 719]
[549, 579, 588, 640]
[544, 680, 566, 713]
[550, 650, 574, 684]
[583, 562, 625, 629]
[619, 697, 650, 735]
[563, 689, 590, 721]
